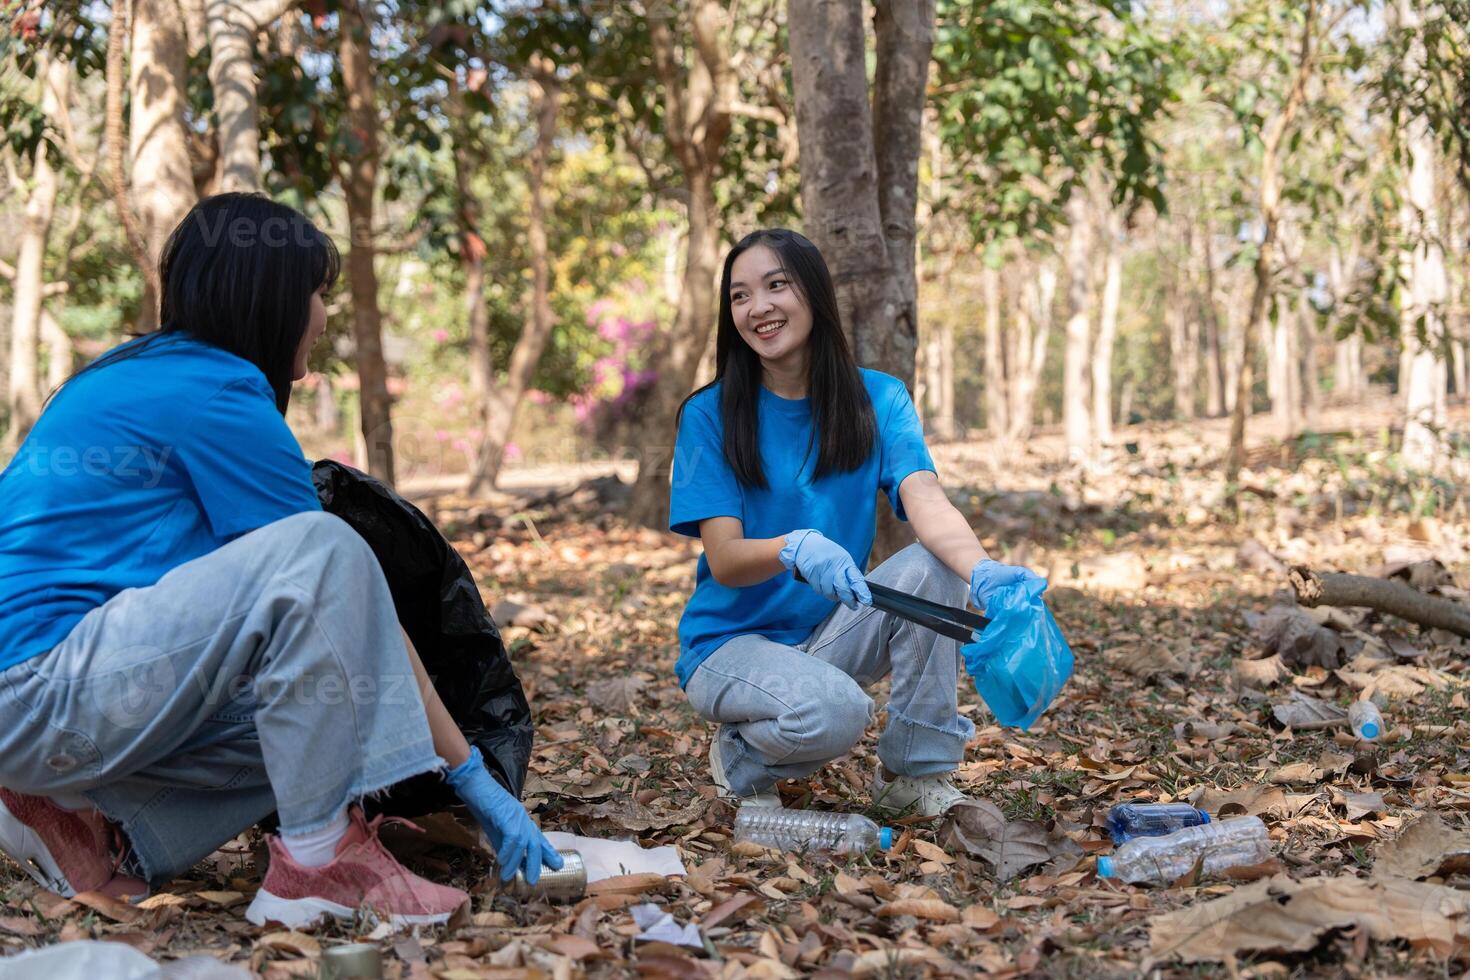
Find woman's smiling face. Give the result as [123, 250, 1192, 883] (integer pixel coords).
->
[728, 244, 813, 368]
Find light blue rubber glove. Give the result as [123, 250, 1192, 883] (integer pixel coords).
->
[969, 558, 1046, 613]
[780, 529, 872, 609]
[444, 747, 563, 883]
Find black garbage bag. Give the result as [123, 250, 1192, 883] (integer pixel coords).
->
[311, 460, 533, 816]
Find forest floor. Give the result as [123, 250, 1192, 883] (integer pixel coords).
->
[4, 396, 1470, 978]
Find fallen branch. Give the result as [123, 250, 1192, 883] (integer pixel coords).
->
[1289, 565, 1470, 639]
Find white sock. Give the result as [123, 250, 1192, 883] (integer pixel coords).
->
[281, 810, 350, 868]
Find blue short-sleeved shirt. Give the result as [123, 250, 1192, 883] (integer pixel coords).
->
[668, 368, 936, 688]
[0, 331, 322, 669]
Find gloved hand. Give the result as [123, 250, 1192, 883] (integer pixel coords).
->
[969, 558, 1046, 613]
[444, 746, 563, 883]
[780, 529, 872, 609]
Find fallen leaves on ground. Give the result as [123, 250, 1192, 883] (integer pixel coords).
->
[5, 408, 1470, 976]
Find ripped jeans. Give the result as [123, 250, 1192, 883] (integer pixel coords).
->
[685, 544, 976, 797]
[0, 512, 441, 885]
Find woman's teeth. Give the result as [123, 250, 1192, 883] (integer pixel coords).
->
[755, 320, 785, 336]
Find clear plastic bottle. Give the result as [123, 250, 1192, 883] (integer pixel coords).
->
[1106, 802, 1211, 844]
[1096, 815, 1271, 884]
[733, 808, 894, 854]
[1348, 700, 1384, 740]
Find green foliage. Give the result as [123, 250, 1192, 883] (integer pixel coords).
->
[0, 4, 104, 164]
[932, 0, 1181, 248]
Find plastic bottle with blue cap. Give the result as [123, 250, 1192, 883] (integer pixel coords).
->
[1348, 700, 1383, 740]
[733, 808, 895, 854]
[1105, 801, 1211, 844]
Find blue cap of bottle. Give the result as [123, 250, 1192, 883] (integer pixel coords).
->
[1200, 810, 1211, 824]
[1360, 721, 1380, 739]
[879, 827, 894, 850]
[1096, 856, 1115, 878]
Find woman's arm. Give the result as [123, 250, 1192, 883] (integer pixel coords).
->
[699, 516, 788, 588]
[401, 627, 472, 768]
[898, 470, 988, 582]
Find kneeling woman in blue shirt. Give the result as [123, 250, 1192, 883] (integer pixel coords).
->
[0, 194, 558, 927]
[670, 229, 1042, 816]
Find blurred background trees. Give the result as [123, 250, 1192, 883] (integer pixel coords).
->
[1, 0, 1467, 521]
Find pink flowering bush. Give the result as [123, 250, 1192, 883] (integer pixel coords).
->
[570, 312, 659, 441]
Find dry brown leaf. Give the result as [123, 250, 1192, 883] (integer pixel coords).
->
[585, 873, 671, 896]
[1190, 783, 1289, 818]
[963, 906, 1001, 929]
[578, 797, 705, 833]
[1271, 692, 1348, 730]
[1375, 812, 1470, 879]
[543, 934, 602, 961]
[0, 915, 43, 936]
[71, 889, 142, 922]
[1335, 790, 1387, 821]
[1267, 761, 1323, 785]
[586, 675, 646, 714]
[194, 890, 246, 907]
[938, 799, 1080, 880]
[1147, 874, 1470, 964]
[910, 839, 954, 864]
[257, 931, 321, 959]
[1234, 655, 1287, 688]
[699, 892, 761, 929]
[876, 899, 961, 922]
[850, 947, 961, 978]
[1245, 605, 1348, 669]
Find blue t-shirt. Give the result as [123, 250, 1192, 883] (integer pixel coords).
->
[0, 331, 322, 669]
[668, 368, 935, 688]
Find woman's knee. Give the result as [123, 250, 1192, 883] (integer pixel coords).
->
[779, 679, 873, 762]
[888, 543, 968, 605]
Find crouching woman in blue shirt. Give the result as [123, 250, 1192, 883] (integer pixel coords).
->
[670, 229, 1043, 817]
[0, 194, 558, 928]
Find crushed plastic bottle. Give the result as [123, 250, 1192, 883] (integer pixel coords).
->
[1106, 802, 1211, 844]
[733, 808, 894, 855]
[1348, 700, 1384, 740]
[1096, 815, 1271, 884]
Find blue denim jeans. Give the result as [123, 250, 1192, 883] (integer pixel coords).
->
[685, 543, 976, 797]
[0, 512, 441, 885]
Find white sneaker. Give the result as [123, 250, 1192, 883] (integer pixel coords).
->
[709, 739, 782, 809]
[871, 765, 968, 817]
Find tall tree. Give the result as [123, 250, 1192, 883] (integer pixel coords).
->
[337, 0, 393, 483]
[4, 52, 68, 448]
[129, 0, 197, 328]
[1061, 193, 1093, 459]
[620, 1, 735, 529]
[786, 0, 935, 559]
[1093, 207, 1123, 444]
[204, 0, 297, 191]
[467, 52, 561, 492]
[1223, 0, 1324, 503]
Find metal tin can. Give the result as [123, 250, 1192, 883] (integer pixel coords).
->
[320, 942, 384, 979]
[503, 848, 586, 901]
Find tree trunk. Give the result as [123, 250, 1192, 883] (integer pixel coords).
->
[1398, 0, 1449, 470]
[315, 373, 339, 432]
[130, 0, 197, 331]
[1008, 261, 1055, 442]
[1201, 224, 1227, 417]
[1269, 303, 1301, 436]
[338, 0, 394, 484]
[5, 53, 67, 450]
[983, 264, 1008, 438]
[1299, 290, 1320, 428]
[450, 77, 490, 408]
[467, 56, 560, 494]
[1062, 195, 1093, 460]
[624, 2, 733, 529]
[1225, 0, 1318, 502]
[871, 0, 935, 376]
[39, 309, 73, 394]
[205, 0, 297, 192]
[1093, 212, 1122, 445]
[1334, 334, 1364, 399]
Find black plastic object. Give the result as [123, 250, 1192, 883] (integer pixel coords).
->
[794, 571, 990, 642]
[312, 460, 533, 815]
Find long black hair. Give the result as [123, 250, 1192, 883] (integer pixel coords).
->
[52, 193, 340, 414]
[681, 229, 875, 489]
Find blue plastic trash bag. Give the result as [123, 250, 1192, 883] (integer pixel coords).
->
[961, 578, 1073, 730]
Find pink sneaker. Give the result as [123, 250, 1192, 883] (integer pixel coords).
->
[245, 808, 468, 929]
[0, 788, 147, 898]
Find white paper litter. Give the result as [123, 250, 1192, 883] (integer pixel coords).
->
[630, 903, 704, 949]
[0, 942, 249, 980]
[543, 831, 686, 882]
